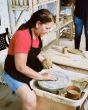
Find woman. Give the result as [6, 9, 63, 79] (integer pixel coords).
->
[2, 9, 57, 110]
[73, 0, 88, 50]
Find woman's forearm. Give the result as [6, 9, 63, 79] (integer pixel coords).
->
[17, 65, 43, 80]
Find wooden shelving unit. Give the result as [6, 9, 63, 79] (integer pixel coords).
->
[8, 0, 32, 33]
[58, 3, 74, 41]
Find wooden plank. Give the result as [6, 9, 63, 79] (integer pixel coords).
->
[19, 0, 24, 6]
[42, 47, 88, 71]
[23, 0, 28, 6]
[8, 0, 16, 33]
[33, 0, 57, 7]
[15, 0, 19, 6]
[12, 0, 16, 6]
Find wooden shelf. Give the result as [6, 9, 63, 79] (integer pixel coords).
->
[57, 3, 74, 41]
[59, 19, 73, 29]
[33, 0, 57, 7]
[12, 6, 29, 11]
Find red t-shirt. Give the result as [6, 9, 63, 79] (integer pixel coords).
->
[8, 29, 39, 55]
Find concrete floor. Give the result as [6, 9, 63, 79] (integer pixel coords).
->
[0, 83, 21, 110]
[59, 30, 85, 51]
[0, 31, 86, 110]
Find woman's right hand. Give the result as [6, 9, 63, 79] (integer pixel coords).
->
[41, 73, 57, 81]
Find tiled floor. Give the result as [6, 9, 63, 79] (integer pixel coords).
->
[0, 31, 86, 110]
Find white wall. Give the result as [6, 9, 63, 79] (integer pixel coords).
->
[0, 0, 9, 77]
[0, 0, 10, 34]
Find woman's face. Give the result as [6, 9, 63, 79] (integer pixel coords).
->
[35, 21, 54, 36]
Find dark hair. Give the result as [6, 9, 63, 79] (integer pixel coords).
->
[18, 9, 55, 30]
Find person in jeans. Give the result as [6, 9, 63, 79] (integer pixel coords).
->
[2, 9, 57, 110]
[73, 0, 88, 50]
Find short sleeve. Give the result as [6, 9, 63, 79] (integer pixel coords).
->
[14, 30, 31, 53]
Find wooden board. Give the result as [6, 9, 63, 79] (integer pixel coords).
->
[42, 47, 88, 71]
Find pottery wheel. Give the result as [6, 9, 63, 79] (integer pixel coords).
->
[38, 69, 69, 91]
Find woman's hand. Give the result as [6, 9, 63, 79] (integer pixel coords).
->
[41, 73, 57, 81]
[42, 59, 53, 69]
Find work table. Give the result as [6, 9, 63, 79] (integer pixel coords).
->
[41, 45, 88, 74]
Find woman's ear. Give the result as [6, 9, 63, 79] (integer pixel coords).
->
[36, 21, 41, 28]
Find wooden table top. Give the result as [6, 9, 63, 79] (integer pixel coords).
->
[42, 46, 88, 71]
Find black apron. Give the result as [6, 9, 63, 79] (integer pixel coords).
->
[4, 29, 43, 84]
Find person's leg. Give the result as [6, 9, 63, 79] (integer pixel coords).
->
[84, 17, 88, 51]
[2, 72, 36, 110]
[16, 84, 36, 110]
[74, 16, 83, 49]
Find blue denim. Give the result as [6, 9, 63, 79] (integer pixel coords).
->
[74, 16, 88, 50]
[2, 72, 23, 92]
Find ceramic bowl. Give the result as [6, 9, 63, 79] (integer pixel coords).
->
[66, 85, 81, 100]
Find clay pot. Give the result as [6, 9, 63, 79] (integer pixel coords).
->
[66, 85, 81, 100]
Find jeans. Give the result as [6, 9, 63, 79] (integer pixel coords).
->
[74, 16, 88, 50]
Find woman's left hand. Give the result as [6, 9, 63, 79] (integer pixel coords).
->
[42, 58, 53, 69]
